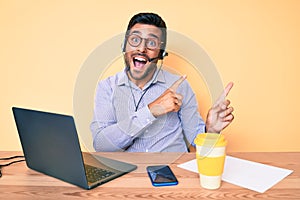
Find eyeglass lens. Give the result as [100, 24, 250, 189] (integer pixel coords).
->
[127, 35, 159, 50]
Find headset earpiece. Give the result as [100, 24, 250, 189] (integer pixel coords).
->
[122, 34, 129, 53]
[121, 40, 126, 53]
[159, 50, 168, 60]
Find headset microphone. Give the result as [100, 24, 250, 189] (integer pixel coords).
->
[148, 56, 160, 62]
[148, 51, 168, 62]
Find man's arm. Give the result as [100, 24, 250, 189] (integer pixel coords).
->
[149, 75, 205, 150]
[91, 80, 156, 152]
[178, 80, 206, 149]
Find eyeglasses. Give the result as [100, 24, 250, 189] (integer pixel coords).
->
[127, 34, 162, 50]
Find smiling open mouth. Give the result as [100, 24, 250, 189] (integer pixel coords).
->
[133, 56, 147, 68]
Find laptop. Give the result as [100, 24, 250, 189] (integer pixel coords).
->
[12, 107, 137, 189]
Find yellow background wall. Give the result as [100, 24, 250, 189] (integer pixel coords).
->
[1, 0, 299, 152]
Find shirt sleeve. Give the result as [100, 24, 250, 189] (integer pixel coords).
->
[90, 79, 156, 152]
[178, 81, 206, 147]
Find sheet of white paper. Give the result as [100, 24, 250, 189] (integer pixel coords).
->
[177, 155, 293, 193]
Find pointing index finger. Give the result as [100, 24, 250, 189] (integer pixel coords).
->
[223, 82, 234, 97]
[169, 75, 187, 91]
[215, 82, 234, 105]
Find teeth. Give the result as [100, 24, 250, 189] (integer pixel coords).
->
[134, 57, 146, 62]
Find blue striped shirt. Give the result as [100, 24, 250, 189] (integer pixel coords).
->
[90, 69, 205, 152]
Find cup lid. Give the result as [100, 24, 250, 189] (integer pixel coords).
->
[194, 133, 227, 147]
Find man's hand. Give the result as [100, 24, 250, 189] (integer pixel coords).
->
[206, 82, 234, 133]
[148, 75, 186, 117]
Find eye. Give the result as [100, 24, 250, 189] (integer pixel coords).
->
[147, 39, 157, 48]
[129, 35, 141, 45]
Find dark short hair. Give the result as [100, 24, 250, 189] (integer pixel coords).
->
[125, 12, 167, 52]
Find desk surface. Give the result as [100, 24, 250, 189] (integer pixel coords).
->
[0, 152, 299, 200]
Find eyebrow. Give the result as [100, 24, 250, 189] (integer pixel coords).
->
[130, 30, 160, 39]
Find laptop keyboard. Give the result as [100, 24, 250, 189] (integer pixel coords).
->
[85, 165, 116, 183]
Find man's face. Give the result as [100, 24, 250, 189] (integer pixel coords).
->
[124, 23, 162, 82]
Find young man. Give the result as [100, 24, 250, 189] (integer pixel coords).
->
[90, 13, 234, 152]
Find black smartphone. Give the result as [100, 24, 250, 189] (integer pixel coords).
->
[146, 165, 178, 186]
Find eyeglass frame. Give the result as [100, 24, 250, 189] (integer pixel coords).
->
[125, 34, 164, 51]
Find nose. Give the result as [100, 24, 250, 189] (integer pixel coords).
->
[136, 39, 147, 53]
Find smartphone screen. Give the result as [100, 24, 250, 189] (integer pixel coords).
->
[146, 165, 178, 186]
